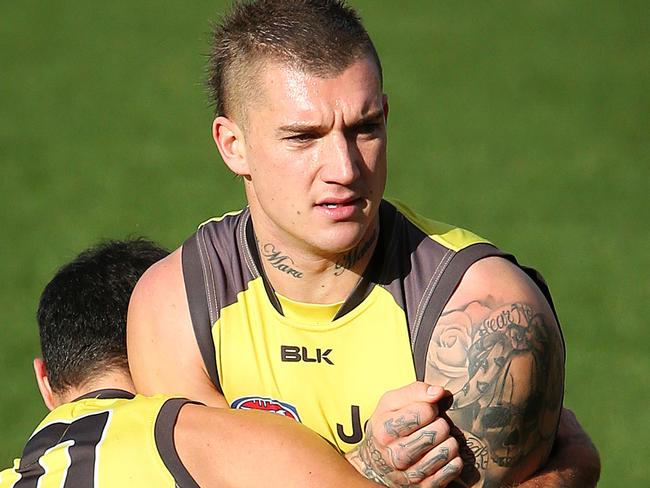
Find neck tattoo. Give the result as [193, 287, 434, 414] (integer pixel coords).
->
[334, 228, 378, 276]
[261, 243, 304, 278]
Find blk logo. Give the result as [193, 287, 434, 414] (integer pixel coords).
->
[280, 345, 334, 365]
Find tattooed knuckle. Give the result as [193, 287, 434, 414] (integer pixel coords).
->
[374, 429, 394, 447]
[391, 451, 411, 470]
[426, 404, 439, 421]
[445, 437, 459, 457]
[432, 417, 450, 438]
[404, 469, 426, 484]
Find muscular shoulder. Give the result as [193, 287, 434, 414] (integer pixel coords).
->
[127, 247, 212, 398]
[130, 246, 185, 309]
[446, 256, 552, 309]
[426, 256, 565, 486]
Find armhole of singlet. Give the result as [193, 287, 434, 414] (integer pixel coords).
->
[154, 398, 202, 488]
[412, 243, 508, 381]
[181, 233, 222, 393]
[517, 264, 567, 359]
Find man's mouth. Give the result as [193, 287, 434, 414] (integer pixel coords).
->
[317, 197, 361, 208]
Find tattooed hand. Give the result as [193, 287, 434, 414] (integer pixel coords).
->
[346, 382, 463, 487]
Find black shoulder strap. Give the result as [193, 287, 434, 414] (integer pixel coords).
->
[181, 232, 222, 393]
[411, 243, 509, 381]
[154, 398, 202, 488]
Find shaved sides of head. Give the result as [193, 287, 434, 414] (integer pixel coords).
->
[207, 0, 382, 124]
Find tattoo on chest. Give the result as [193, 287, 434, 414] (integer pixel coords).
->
[261, 243, 304, 278]
[334, 227, 378, 276]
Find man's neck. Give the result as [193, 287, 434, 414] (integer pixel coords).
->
[53, 371, 136, 408]
[255, 225, 379, 305]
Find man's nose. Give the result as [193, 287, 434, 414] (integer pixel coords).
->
[320, 133, 361, 185]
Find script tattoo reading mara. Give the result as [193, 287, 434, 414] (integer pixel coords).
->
[261, 243, 304, 278]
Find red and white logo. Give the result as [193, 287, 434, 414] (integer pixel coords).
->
[231, 396, 302, 422]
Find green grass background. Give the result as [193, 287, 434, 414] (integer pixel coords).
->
[1, 1, 648, 484]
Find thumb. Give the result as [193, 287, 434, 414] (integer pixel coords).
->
[378, 381, 446, 412]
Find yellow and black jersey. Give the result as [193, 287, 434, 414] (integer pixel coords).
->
[0, 390, 198, 488]
[182, 199, 559, 452]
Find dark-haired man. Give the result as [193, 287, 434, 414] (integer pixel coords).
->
[1, 239, 442, 487]
[128, 1, 600, 486]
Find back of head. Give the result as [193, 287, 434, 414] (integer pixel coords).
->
[208, 0, 382, 119]
[37, 239, 169, 395]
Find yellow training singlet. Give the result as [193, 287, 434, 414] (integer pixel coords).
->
[182, 199, 554, 452]
[0, 390, 198, 488]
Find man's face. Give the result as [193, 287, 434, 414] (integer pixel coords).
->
[237, 56, 388, 256]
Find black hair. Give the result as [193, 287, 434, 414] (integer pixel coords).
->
[37, 238, 169, 393]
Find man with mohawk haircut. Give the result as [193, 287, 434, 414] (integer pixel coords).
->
[128, 1, 600, 486]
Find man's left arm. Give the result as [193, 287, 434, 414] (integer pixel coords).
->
[425, 257, 565, 487]
[515, 407, 600, 488]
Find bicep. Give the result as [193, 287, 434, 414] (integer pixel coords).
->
[127, 250, 228, 407]
[424, 259, 565, 487]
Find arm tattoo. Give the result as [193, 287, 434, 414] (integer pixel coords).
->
[359, 423, 395, 477]
[426, 300, 564, 486]
[261, 243, 304, 278]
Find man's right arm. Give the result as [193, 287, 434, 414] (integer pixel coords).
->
[175, 404, 380, 488]
[127, 247, 228, 407]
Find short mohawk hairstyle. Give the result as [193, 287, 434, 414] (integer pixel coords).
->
[208, 0, 382, 117]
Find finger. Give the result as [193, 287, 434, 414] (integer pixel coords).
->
[422, 456, 463, 488]
[373, 401, 439, 447]
[388, 417, 451, 470]
[402, 436, 460, 483]
[378, 382, 446, 412]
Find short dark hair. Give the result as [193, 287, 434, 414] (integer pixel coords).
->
[208, 0, 382, 118]
[37, 238, 169, 394]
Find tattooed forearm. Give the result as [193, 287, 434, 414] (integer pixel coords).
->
[359, 424, 395, 479]
[347, 448, 390, 486]
[334, 227, 378, 276]
[426, 299, 564, 486]
[261, 243, 304, 278]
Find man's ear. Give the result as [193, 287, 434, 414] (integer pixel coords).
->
[212, 116, 250, 177]
[33, 358, 56, 411]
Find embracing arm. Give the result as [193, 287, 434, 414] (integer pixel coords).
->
[127, 247, 228, 407]
[425, 257, 565, 487]
[175, 404, 379, 488]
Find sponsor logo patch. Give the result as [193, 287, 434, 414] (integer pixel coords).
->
[231, 396, 302, 422]
[280, 345, 334, 365]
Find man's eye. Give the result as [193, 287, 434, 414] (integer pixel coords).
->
[356, 123, 380, 134]
[286, 133, 316, 143]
